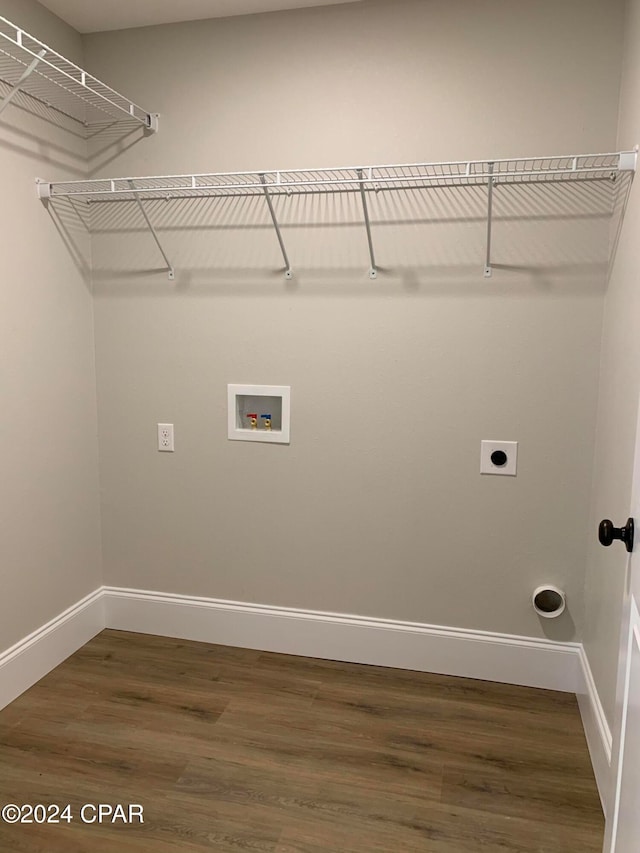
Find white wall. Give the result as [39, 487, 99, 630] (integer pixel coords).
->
[0, 0, 102, 649]
[79, 0, 625, 643]
[584, 0, 640, 727]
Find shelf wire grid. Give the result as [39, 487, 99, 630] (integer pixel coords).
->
[43, 153, 631, 204]
[0, 15, 151, 127]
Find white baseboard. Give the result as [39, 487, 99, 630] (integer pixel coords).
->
[103, 586, 581, 693]
[0, 588, 104, 711]
[0, 584, 590, 745]
[576, 646, 612, 816]
[1, 585, 611, 805]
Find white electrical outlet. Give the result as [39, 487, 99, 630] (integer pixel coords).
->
[158, 423, 174, 452]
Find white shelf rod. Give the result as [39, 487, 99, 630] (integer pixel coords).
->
[484, 162, 495, 279]
[357, 168, 377, 280]
[38, 151, 637, 202]
[37, 165, 630, 200]
[0, 47, 45, 116]
[259, 174, 292, 280]
[128, 180, 174, 280]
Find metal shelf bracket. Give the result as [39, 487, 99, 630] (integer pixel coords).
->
[484, 162, 495, 279]
[128, 180, 175, 281]
[260, 174, 292, 279]
[618, 150, 638, 172]
[36, 179, 52, 201]
[358, 169, 378, 279]
[0, 48, 46, 117]
[145, 113, 160, 134]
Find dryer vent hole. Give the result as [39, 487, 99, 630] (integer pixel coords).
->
[534, 589, 563, 613]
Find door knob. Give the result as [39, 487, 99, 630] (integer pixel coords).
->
[598, 518, 634, 553]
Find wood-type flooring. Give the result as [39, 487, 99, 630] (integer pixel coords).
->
[0, 630, 604, 852]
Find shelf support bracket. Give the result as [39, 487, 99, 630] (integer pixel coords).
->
[484, 162, 495, 278]
[260, 174, 292, 279]
[358, 169, 377, 279]
[128, 180, 175, 280]
[0, 49, 46, 117]
[144, 113, 159, 134]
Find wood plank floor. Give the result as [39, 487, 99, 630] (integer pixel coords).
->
[0, 630, 603, 852]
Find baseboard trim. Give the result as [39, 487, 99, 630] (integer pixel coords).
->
[1, 586, 599, 787]
[103, 586, 581, 693]
[0, 588, 104, 711]
[576, 646, 612, 816]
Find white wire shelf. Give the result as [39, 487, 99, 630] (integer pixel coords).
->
[0, 15, 157, 130]
[37, 152, 635, 202]
[37, 151, 637, 280]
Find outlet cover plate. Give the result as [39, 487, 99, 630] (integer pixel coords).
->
[158, 423, 174, 452]
[480, 440, 517, 476]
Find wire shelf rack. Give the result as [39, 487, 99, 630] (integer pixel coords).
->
[38, 152, 633, 202]
[37, 151, 637, 279]
[0, 15, 156, 130]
